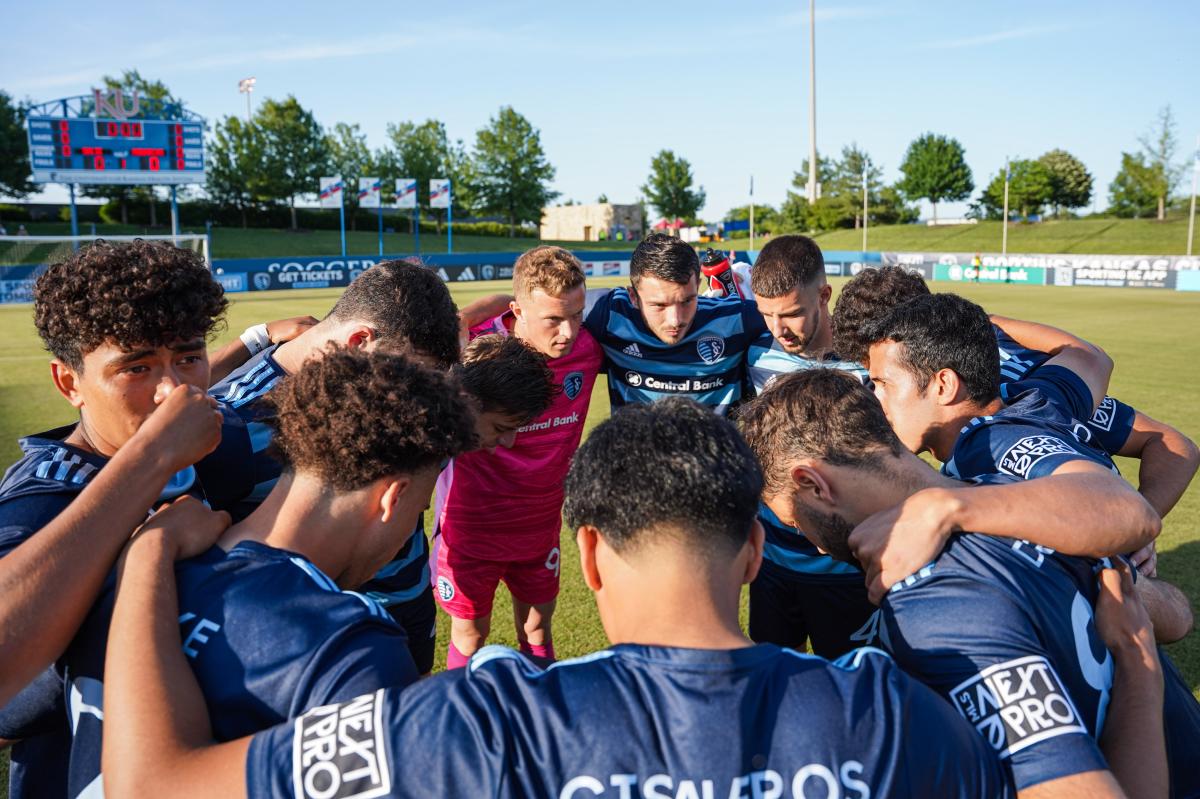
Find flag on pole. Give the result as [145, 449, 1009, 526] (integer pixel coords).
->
[395, 179, 417, 209]
[429, 179, 451, 209]
[358, 177, 381, 209]
[318, 177, 344, 209]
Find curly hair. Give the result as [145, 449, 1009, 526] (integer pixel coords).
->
[33, 239, 227, 370]
[456, 334, 559, 424]
[563, 398, 762, 558]
[831, 266, 929, 364]
[266, 347, 477, 491]
[327, 259, 460, 370]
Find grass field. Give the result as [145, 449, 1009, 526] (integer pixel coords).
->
[0, 276, 1198, 792]
[11, 214, 1199, 260]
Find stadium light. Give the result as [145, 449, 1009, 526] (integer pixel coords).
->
[1001, 158, 1011, 255]
[238, 77, 256, 123]
[806, 0, 819, 203]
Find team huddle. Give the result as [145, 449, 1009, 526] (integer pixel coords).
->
[0, 232, 1196, 798]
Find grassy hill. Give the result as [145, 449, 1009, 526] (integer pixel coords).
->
[12, 215, 1195, 261]
[801, 216, 1193, 255]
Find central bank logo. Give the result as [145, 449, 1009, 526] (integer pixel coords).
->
[562, 371, 583, 400]
[625, 371, 643, 387]
[436, 576, 455, 601]
[696, 336, 725, 364]
[252, 273, 272, 291]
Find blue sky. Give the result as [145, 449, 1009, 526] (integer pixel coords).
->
[3, 0, 1198, 219]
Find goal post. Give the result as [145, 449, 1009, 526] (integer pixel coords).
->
[0, 233, 211, 270]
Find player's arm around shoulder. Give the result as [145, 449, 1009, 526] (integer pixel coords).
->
[103, 507, 250, 799]
[1116, 408, 1200, 518]
[990, 315, 1113, 413]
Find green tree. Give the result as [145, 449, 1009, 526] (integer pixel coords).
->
[725, 204, 779, 235]
[82, 70, 183, 225]
[206, 115, 268, 228]
[641, 150, 706, 227]
[776, 150, 915, 233]
[897, 133, 974, 222]
[257, 96, 329, 230]
[1037, 149, 1093, 217]
[777, 155, 833, 232]
[1108, 152, 1159, 218]
[1136, 105, 1183, 221]
[979, 159, 1053, 220]
[386, 119, 472, 233]
[0, 91, 34, 198]
[325, 123, 372, 230]
[472, 106, 558, 236]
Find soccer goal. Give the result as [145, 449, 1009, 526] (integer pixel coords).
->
[0, 233, 210, 270]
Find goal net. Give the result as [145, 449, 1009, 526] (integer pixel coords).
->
[0, 233, 210, 270]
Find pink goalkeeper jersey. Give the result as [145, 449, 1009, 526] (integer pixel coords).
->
[434, 314, 602, 561]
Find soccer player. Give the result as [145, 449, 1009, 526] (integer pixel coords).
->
[435, 246, 601, 668]
[463, 233, 769, 415]
[360, 333, 559, 672]
[740, 369, 1200, 797]
[211, 259, 461, 516]
[0, 240, 250, 799]
[100, 398, 1011, 799]
[832, 266, 1199, 521]
[734, 235, 875, 657]
[209, 260, 463, 675]
[60, 348, 477, 797]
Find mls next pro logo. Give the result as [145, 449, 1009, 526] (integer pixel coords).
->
[93, 88, 140, 119]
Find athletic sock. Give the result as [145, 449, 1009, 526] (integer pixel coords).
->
[520, 642, 556, 664]
[446, 641, 470, 670]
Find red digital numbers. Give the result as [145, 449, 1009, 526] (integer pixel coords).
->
[62, 146, 72, 157]
[149, 156, 160, 171]
[93, 155, 105, 170]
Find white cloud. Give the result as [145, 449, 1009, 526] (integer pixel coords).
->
[923, 24, 1076, 50]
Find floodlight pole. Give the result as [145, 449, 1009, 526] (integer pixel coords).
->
[806, 0, 816, 202]
[862, 163, 869, 252]
[749, 175, 755, 251]
[1187, 136, 1198, 257]
[447, 181, 453, 254]
[1001, 158, 1011, 256]
[67, 183, 79, 242]
[170, 186, 179, 237]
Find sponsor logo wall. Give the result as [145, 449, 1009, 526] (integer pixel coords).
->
[2, 249, 1198, 304]
[210, 251, 632, 294]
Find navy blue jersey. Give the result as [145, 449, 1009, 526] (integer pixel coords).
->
[61, 541, 418, 797]
[874, 533, 1200, 793]
[943, 366, 1118, 482]
[0, 416, 251, 799]
[246, 644, 1011, 799]
[210, 348, 429, 605]
[993, 325, 1135, 455]
[583, 289, 767, 415]
[210, 345, 290, 517]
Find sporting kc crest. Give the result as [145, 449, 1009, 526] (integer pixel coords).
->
[562, 371, 584, 400]
[696, 336, 726, 365]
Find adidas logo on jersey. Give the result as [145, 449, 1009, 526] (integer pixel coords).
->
[622, 343, 643, 358]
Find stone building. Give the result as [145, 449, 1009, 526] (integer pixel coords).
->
[539, 203, 643, 242]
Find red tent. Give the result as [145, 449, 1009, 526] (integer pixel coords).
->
[653, 218, 685, 230]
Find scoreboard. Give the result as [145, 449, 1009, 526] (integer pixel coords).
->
[26, 116, 205, 185]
